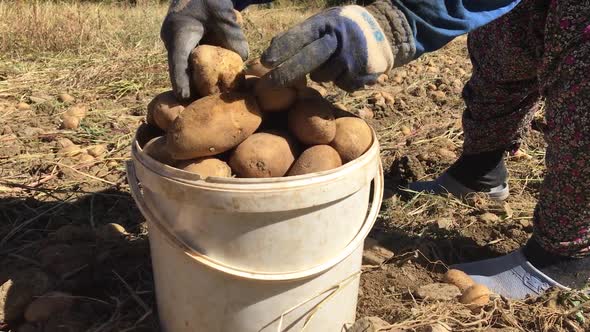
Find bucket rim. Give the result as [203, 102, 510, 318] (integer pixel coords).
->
[132, 127, 380, 190]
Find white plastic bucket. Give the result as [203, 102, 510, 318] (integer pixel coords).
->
[126, 128, 383, 332]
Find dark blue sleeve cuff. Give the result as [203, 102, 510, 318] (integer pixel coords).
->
[390, 0, 521, 58]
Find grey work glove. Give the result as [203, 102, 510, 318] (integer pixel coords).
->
[261, 1, 415, 92]
[161, 0, 248, 100]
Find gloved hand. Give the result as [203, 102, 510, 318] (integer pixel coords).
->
[261, 1, 416, 92]
[161, 0, 248, 100]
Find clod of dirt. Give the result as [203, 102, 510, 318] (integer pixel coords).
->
[415, 283, 461, 301]
[24, 292, 74, 322]
[58, 145, 83, 157]
[38, 244, 93, 277]
[429, 90, 446, 103]
[376, 74, 388, 85]
[380, 91, 395, 106]
[56, 138, 74, 148]
[460, 284, 491, 310]
[436, 148, 457, 161]
[513, 149, 532, 160]
[2, 125, 13, 135]
[96, 223, 128, 241]
[86, 144, 106, 157]
[0, 269, 53, 322]
[357, 107, 374, 120]
[77, 153, 95, 163]
[363, 238, 394, 265]
[348, 316, 391, 332]
[400, 125, 411, 136]
[436, 218, 454, 230]
[53, 225, 95, 243]
[443, 269, 475, 292]
[17, 102, 32, 111]
[57, 93, 75, 104]
[479, 212, 500, 223]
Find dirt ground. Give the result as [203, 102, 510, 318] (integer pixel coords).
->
[0, 2, 588, 332]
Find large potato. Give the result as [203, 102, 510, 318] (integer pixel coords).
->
[254, 78, 297, 112]
[143, 136, 174, 165]
[331, 117, 373, 162]
[229, 132, 298, 178]
[191, 45, 245, 96]
[288, 145, 342, 176]
[288, 98, 336, 145]
[167, 92, 262, 160]
[147, 91, 186, 131]
[176, 158, 232, 178]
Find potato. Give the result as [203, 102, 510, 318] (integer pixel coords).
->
[229, 132, 298, 178]
[143, 136, 174, 165]
[254, 78, 297, 112]
[136, 122, 165, 148]
[288, 145, 342, 176]
[176, 158, 232, 178]
[61, 115, 80, 129]
[167, 92, 262, 160]
[288, 98, 336, 145]
[443, 269, 475, 292]
[330, 117, 373, 162]
[190, 45, 245, 96]
[147, 91, 186, 131]
[460, 284, 491, 310]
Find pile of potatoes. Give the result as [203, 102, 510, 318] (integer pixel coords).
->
[138, 45, 374, 179]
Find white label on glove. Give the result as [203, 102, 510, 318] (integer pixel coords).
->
[341, 5, 394, 75]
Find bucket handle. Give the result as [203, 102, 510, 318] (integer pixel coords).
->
[126, 159, 383, 282]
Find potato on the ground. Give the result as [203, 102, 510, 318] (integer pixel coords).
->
[229, 132, 298, 178]
[331, 117, 373, 162]
[443, 269, 475, 292]
[254, 78, 297, 112]
[288, 98, 336, 145]
[460, 284, 491, 310]
[176, 157, 232, 178]
[147, 91, 186, 131]
[190, 45, 245, 96]
[288, 145, 342, 176]
[167, 93, 261, 160]
[143, 136, 174, 165]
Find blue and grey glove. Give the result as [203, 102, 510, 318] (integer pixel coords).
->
[261, 1, 416, 92]
[161, 0, 248, 100]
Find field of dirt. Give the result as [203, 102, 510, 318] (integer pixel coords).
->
[0, 2, 588, 332]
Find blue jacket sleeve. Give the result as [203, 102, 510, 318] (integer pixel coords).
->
[232, 0, 273, 11]
[391, 0, 521, 58]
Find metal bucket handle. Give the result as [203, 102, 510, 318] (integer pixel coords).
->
[126, 159, 383, 281]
